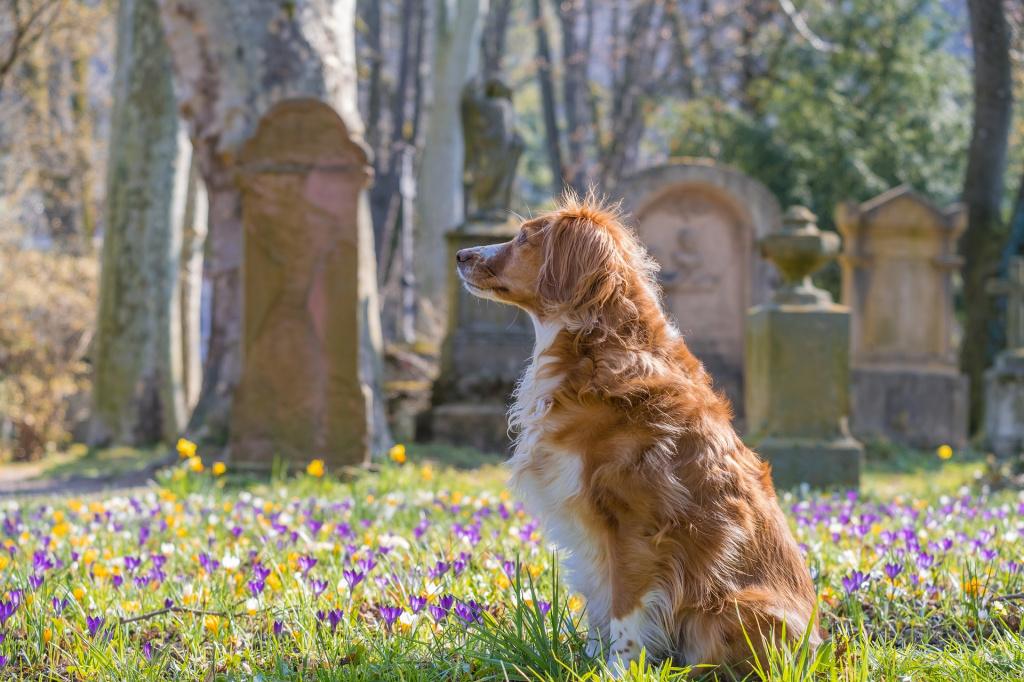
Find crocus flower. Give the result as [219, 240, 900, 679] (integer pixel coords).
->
[86, 615, 105, 638]
[52, 597, 67, 615]
[343, 569, 364, 588]
[378, 605, 402, 629]
[883, 563, 903, 581]
[297, 555, 317, 574]
[409, 595, 427, 613]
[0, 600, 17, 625]
[309, 579, 328, 597]
[841, 570, 869, 594]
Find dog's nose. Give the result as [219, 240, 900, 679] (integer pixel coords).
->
[456, 249, 476, 264]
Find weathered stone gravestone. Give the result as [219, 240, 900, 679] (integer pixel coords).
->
[985, 257, 1024, 457]
[746, 207, 863, 489]
[616, 161, 782, 414]
[430, 78, 531, 453]
[836, 186, 968, 448]
[230, 99, 381, 468]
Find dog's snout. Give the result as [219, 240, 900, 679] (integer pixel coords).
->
[456, 249, 477, 264]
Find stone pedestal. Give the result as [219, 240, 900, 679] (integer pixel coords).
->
[745, 207, 863, 489]
[851, 368, 968, 449]
[985, 350, 1024, 458]
[429, 219, 534, 454]
[837, 186, 968, 449]
[747, 306, 863, 489]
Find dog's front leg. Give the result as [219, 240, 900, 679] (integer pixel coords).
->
[604, 539, 673, 677]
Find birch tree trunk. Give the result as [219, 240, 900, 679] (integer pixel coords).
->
[413, 0, 485, 343]
[90, 0, 189, 446]
[158, 0, 391, 454]
[178, 149, 207, 411]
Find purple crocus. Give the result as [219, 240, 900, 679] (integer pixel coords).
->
[883, 563, 903, 581]
[537, 601, 552, 616]
[0, 600, 17, 625]
[124, 556, 142, 573]
[841, 570, 869, 594]
[248, 579, 266, 596]
[273, 620, 284, 636]
[52, 597, 67, 615]
[297, 555, 317, 575]
[86, 615, 106, 638]
[142, 641, 152, 661]
[454, 600, 484, 624]
[309, 578, 328, 597]
[378, 605, 402, 629]
[409, 595, 427, 613]
[326, 608, 343, 631]
[342, 569, 365, 588]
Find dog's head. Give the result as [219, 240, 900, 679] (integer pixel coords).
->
[456, 192, 656, 332]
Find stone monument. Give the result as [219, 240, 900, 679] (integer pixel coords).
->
[746, 207, 864, 489]
[616, 160, 782, 416]
[430, 78, 531, 453]
[229, 99, 382, 468]
[836, 186, 968, 448]
[985, 257, 1024, 457]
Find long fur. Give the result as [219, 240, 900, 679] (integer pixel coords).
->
[458, 190, 820, 673]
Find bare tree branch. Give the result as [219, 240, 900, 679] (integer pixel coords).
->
[777, 0, 837, 53]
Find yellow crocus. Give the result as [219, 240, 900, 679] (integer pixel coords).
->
[177, 438, 197, 459]
[306, 459, 325, 478]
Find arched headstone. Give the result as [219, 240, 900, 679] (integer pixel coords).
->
[837, 186, 968, 449]
[229, 99, 375, 467]
[616, 160, 782, 417]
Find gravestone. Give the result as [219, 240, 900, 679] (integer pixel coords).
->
[985, 257, 1024, 457]
[616, 160, 782, 415]
[430, 78, 531, 453]
[836, 186, 968, 448]
[746, 207, 863, 489]
[229, 99, 377, 468]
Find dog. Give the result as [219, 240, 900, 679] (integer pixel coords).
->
[455, 191, 819, 674]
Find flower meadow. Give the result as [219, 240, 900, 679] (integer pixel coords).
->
[1, 445, 1024, 681]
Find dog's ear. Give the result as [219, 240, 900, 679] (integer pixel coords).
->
[538, 214, 625, 332]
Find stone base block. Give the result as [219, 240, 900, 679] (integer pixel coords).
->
[850, 368, 968, 449]
[985, 350, 1024, 458]
[431, 402, 512, 455]
[757, 437, 863, 490]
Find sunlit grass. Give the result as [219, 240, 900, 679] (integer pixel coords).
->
[0, 441, 1021, 680]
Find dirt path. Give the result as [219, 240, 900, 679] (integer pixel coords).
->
[0, 453, 175, 499]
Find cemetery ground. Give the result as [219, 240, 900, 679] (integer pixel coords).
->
[0, 443, 1022, 681]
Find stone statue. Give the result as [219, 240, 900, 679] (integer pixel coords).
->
[461, 78, 524, 221]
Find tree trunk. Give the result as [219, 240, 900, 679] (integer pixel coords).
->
[90, 0, 189, 446]
[557, 0, 591, 193]
[158, 0, 392, 454]
[531, 0, 565, 193]
[412, 0, 484, 343]
[178, 147, 207, 412]
[961, 0, 1013, 430]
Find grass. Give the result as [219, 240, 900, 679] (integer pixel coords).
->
[0, 441, 1021, 680]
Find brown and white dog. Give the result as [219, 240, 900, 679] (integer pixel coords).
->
[455, 192, 819, 674]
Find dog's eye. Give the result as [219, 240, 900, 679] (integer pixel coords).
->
[516, 231, 529, 246]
